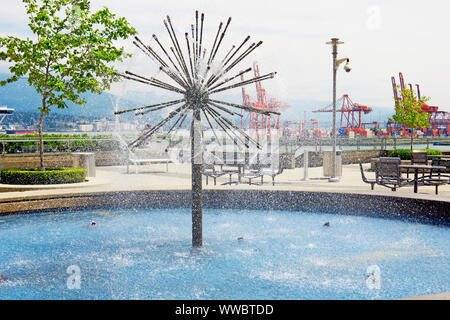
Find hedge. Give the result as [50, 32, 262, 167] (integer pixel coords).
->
[0, 133, 182, 153]
[0, 167, 87, 185]
[388, 149, 442, 160]
[0, 134, 120, 154]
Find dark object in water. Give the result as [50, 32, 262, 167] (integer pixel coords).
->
[433, 142, 450, 146]
[323, 222, 330, 227]
[0, 275, 7, 281]
[237, 237, 244, 240]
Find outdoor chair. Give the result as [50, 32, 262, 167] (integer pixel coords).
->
[202, 152, 227, 185]
[430, 158, 450, 181]
[417, 175, 448, 195]
[376, 157, 411, 191]
[409, 151, 428, 178]
[215, 151, 242, 185]
[411, 151, 428, 165]
[203, 163, 226, 185]
[358, 159, 377, 190]
[416, 159, 450, 194]
[244, 153, 283, 186]
[259, 165, 284, 186]
[241, 162, 264, 185]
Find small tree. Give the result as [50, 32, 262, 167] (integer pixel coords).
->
[0, 0, 136, 170]
[390, 86, 430, 151]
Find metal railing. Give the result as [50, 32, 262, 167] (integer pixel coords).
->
[1, 135, 449, 155]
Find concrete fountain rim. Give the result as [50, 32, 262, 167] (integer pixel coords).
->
[0, 189, 448, 225]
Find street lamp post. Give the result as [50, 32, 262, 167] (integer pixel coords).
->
[326, 38, 350, 182]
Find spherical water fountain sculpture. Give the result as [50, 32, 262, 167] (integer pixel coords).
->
[0, 12, 448, 302]
[114, 11, 279, 247]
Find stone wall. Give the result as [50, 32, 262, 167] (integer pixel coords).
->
[294, 150, 382, 168]
[0, 150, 383, 170]
[0, 153, 73, 169]
[0, 151, 128, 169]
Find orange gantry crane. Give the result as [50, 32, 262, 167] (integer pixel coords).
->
[312, 94, 372, 129]
[240, 62, 289, 137]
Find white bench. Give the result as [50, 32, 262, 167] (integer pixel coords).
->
[127, 149, 173, 174]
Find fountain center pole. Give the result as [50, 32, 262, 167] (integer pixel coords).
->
[191, 106, 203, 247]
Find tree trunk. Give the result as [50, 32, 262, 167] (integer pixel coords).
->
[38, 106, 46, 171]
[410, 128, 414, 152]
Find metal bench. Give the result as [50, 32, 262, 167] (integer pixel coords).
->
[358, 159, 376, 190]
[127, 149, 172, 174]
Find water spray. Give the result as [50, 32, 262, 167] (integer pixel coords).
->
[114, 11, 278, 247]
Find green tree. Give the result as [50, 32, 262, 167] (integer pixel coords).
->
[390, 86, 431, 151]
[0, 0, 136, 170]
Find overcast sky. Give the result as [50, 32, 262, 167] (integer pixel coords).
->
[0, 0, 449, 112]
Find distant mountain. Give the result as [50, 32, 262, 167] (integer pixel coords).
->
[0, 73, 394, 129]
[5, 111, 101, 131]
[0, 74, 141, 119]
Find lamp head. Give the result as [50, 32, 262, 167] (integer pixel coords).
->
[344, 59, 351, 72]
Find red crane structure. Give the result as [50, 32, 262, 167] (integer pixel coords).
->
[390, 72, 450, 136]
[240, 62, 289, 137]
[283, 120, 320, 137]
[312, 94, 373, 129]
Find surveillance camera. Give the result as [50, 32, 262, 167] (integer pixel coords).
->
[344, 60, 351, 72]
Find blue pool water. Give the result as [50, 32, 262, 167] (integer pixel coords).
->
[0, 208, 448, 300]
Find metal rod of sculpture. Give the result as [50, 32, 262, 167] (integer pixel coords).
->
[114, 11, 279, 247]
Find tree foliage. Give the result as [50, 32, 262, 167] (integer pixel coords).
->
[0, 0, 137, 169]
[390, 87, 430, 129]
[390, 86, 431, 150]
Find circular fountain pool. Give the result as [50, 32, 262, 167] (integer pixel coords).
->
[0, 208, 448, 299]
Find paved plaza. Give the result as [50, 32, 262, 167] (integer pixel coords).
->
[1, 163, 449, 203]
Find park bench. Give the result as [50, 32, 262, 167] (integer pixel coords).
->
[358, 159, 377, 190]
[127, 148, 173, 174]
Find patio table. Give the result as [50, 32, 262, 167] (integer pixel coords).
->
[220, 161, 246, 184]
[399, 164, 446, 193]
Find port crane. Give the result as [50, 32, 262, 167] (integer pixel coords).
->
[312, 94, 372, 129]
[240, 62, 289, 137]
